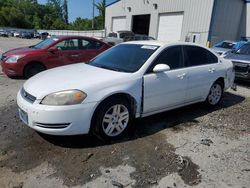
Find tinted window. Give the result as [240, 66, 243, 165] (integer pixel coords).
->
[108, 33, 118, 38]
[79, 39, 103, 50]
[185, 46, 218, 66]
[89, 44, 158, 73]
[152, 46, 183, 71]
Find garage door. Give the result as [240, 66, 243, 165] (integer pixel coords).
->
[112, 17, 126, 32]
[157, 13, 184, 43]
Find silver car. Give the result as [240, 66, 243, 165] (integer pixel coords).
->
[211, 41, 236, 56]
[224, 43, 250, 81]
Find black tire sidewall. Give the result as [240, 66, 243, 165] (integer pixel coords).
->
[24, 63, 44, 79]
[92, 98, 133, 140]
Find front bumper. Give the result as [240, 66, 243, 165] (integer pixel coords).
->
[17, 90, 97, 135]
[235, 72, 250, 80]
[1, 60, 23, 76]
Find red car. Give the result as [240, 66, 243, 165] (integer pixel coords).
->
[1, 36, 111, 78]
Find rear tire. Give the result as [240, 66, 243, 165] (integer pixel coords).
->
[24, 63, 45, 79]
[206, 81, 224, 106]
[91, 98, 133, 141]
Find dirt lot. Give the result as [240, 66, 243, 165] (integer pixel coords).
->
[0, 37, 249, 188]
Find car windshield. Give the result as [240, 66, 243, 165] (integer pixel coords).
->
[33, 37, 59, 49]
[108, 33, 118, 38]
[89, 44, 159, 73]
[236, 43, 250, 55]
[215, 42, 235, 49]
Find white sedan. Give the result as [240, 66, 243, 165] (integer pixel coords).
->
[17, 41, 235, 140]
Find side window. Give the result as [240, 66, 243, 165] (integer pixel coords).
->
[79, 39, 103, 50]
[184, 46, 218, 66]
[55, 39, 78, 51]
[88, 40, 104, 50]
[79, 39, 90, 50]
[152, 46, 183, 71]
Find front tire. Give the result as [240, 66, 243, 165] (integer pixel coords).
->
[92, 98, 133, 141]
[206, 81, 224, 106]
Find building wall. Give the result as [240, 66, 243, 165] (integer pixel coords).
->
[247, 2, 250, 37]
[209, 0, 244, 45]
[105, 0, 215, 45]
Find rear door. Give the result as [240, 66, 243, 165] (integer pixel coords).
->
[143, 46, 188, 114]
[183, 45, 219, 102]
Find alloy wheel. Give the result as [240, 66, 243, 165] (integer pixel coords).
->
[102, 104, 129, 137]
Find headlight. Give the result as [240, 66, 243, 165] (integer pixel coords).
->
[41, 90, 87, 106]
[5, 55, 26, 63]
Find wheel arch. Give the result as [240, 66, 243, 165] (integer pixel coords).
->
[215, 77, 225, 89]
[23, 61, 46, 73]
[90, 92, 138, 131]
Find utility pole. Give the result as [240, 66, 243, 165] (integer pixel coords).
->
[92, 0, 95, 29]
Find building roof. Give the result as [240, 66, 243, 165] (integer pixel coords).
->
[106, 0, 121, 7]
[106, 0, 250, 7]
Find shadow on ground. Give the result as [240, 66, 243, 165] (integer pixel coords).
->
[0, 92, 245, 187]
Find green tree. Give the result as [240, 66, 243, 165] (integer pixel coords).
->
[95, 0, 106, 29]
[62, 0, 68, 24]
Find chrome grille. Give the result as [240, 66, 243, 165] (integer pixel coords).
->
[21, 88, 36, 103]
[232, 61, 249, 73]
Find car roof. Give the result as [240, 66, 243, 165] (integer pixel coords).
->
[123, 40, 208, 48]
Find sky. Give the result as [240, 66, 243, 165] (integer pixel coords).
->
[37, 0, 116, 22]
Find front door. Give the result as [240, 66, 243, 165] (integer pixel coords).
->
[143, 46, 188, 114]
[50, 39, 80, 66]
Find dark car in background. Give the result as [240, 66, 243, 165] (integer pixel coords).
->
[1, 36, 111, 78]
[41, 32, 49, 40]
[124, 34, 155, 41]
[0, 30, 9, 37]
[224, 43, 250, 81]
[211, 40, 247, 57]
[20, 32, 33, 39]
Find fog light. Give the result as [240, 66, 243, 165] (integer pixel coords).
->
[7, 68, 16, 73]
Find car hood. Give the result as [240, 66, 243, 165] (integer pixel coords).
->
[211, 47, 231, 53]
[4, 46, 41, 56]
[23, 63, 131, 100]
[224, 53, 250, 64]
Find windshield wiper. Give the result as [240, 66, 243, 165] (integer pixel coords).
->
[96, 65, 128, 72]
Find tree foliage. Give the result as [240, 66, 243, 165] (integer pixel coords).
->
[0, 0, 105, 30]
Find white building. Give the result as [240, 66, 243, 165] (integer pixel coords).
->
[105, 0, 250, 46]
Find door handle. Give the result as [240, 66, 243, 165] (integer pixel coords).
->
[209, 68, 215, 73]
[177, 73, 186, 79]
[71, 54, 79, 57]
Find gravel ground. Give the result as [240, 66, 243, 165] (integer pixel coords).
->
[0, 37, 249, 188]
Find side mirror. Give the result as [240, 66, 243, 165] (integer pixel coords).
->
[48, 46, 59, 54]
[153, 64, 170, 73]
